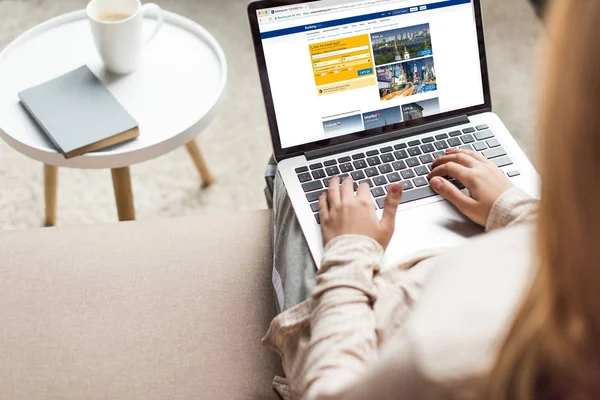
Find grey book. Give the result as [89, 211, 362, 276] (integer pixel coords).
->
[18, 65, 139, 159]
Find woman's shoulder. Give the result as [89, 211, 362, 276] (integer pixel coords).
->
[400, 223, 537, 393]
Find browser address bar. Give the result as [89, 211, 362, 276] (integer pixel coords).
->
[308, 0, 405, 16]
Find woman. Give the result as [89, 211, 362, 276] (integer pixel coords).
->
[264, 0, 600, 398]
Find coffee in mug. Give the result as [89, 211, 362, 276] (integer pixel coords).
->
[97, 11, 132, 22]
[87, 0, 164, 75]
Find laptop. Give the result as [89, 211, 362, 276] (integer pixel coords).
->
[247, 0, 538, 268]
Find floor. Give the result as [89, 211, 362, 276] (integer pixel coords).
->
[0, 0, 542, 230]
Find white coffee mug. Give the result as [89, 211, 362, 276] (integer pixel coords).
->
[87, 0, 164, 75]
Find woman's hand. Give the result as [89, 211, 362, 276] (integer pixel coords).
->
[319, 176, 404, 249]
[428, 148, 514, 226]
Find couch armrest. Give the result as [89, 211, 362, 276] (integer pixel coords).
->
[0, 211, 281, 399]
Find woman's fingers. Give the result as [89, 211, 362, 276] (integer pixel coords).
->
[318, 191, 329, 221]
[380, 184, 403, 233]
[356, 181, 372, 203]
[327, 176, 341, 209]
[445, 147, 488, 163]
[340, 176, 355, 202]
[432, 152, 477, 169]
[428, 161, 473, 185]
[430, 177, 477, 213]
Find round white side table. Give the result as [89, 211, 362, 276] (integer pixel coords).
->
[0, 10, 227, 225]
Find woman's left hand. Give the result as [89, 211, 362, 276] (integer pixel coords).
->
[319, 176, 404, 249]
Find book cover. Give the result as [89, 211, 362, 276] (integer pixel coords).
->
[18, 65, 139, 159]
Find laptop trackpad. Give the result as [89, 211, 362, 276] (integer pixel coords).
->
[384, 200, 483, 267]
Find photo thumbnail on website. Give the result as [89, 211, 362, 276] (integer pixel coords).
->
[377, 56, 437, 101]
[370, 23, 433, 66]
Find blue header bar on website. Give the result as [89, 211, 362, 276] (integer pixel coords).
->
[260, 0, 471, 39]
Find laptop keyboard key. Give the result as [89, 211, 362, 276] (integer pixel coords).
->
[419, 154, 434, 164]
[394, 150, 408, 160]
[325, 166, 340, 176]
[413, 177, 428, 187]
[374, 176, 388, 186]
[298, 173, 312, 183]
[461, 134, 475, 144]
[324, 159, 337, 166]
[492, 156, 513, 168]
[394, 143, 408, 150]
[380, 153, 394, 163]
[353, 159, 367, 169]
[367, 156, 381, 166]
[420, 143, 435, 153]
[386, 172, 401, 182]
[460, 144, 473, 150]
[359, 179, 373, 188]
[400, 186, 437, 204]
[310, 202, 319, 212]
[449, 130, 462, 137]
[340, 163, 354, 173]
[473, 142, 487, 151]
[365, 167, 379, 177]
[352, 153, 366, 160]
[358, 179, 375, 188]
[379, 164, 393, 174]
[463, 127, 476, 134]
[307, 189, 326, 202]
[476, 124, 489, 131]
[408, 147, 422, 156]
[310, 163, 323, 170]
[392, 160, 407, 170]
[447, 137, 462, 147]
[435, 133, 448, 140]
[433, 151, 445, 159]
[302, 180, 323, 192]
[312, 169, 326, 179]
[366, 149, 379, 156]
[295, 166, 308, 173]
[422, 137, 435, 143]
[314, 213, 321, 224]
[401, 169, 415, 179]
[381, 146, 393, 153]
[371, 187, 386, 198]
[376, 186, 437, 208]
[401, 180, 414, 190]
[474, 130, 494, 141]
[483, 146, 507, 159]
[434, 140, 448, 150]
[408, 140, 421, 147]
[406, 157, 420, 168]
[487, 138, 500, 148]
[507, 170, 521, 178]
[338, 156, 351, 163]
[415, 166, 429, 176]
[351, 170, 366, 180]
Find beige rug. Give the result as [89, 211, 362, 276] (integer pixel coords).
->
[0, 0, 541, 231]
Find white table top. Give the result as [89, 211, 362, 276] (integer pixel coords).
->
[0, 10, 227, 169]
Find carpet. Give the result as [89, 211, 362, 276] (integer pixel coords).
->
[0, 0, 542, 230]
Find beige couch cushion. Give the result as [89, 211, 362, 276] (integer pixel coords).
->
[0, 211, 282, 399]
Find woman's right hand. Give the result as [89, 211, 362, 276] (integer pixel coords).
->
[427, 148, 514, 227]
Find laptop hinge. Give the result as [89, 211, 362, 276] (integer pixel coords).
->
[304, 115, 470, 161]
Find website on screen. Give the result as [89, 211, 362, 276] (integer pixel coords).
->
[257, 0, 484, 149]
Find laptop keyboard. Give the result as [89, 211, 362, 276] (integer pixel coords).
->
[295, 125, 520, 224]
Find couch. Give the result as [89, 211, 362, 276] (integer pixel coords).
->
[0, 211, 282, 399]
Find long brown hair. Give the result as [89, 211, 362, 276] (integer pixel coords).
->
[489, 0, 600, 398]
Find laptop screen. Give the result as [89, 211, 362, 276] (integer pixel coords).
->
[256, 0, 485, 150]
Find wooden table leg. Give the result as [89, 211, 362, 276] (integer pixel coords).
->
[185, 140, 215, 188]
[111, 167, 136, 221]
[44, 164, 58, 227]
